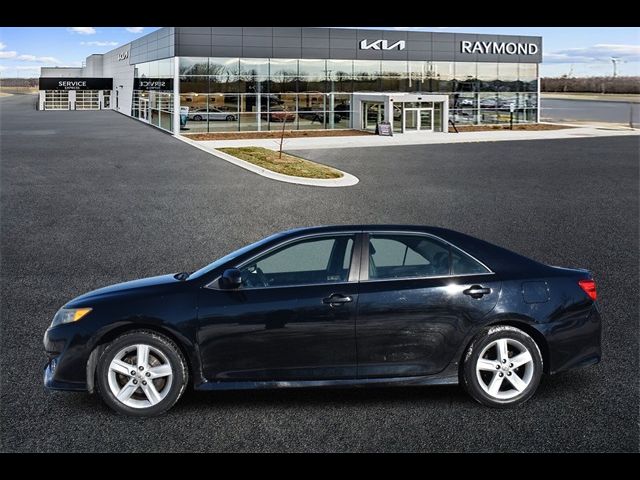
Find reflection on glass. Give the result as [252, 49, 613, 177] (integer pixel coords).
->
[381, 61, 407, 77]
[454, 62, 477, 92]
[299, 59, 326, 77]
[270, 58, 298, 77]
[210, 58, 240, 76]
[519, 64, 538, 92]
[498, 63, 518, 92]
[327, 60, 353, 79]
[240, 58, 268, 76]
[432, 62, 453, 92]
[180, 57, 209, 75]
[477, 62, 498, 91]
[353, 60, 381, 76]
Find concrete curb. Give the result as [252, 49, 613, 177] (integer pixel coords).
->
[191, 126, 639, 151]
[173, 134, 360, 188]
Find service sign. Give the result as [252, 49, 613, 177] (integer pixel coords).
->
[39, 77, 113, 91]
[134, 78, 174, 91]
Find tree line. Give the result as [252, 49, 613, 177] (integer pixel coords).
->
[541, 76, 639, 94]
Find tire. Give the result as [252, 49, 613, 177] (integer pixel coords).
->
[193, 115, 202, 121]
[225, 115, 235, 121]
[95, 330, 188, 416]
[462, 325, 543, 408]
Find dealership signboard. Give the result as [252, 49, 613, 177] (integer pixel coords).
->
[39, 78, 113, 91]
[133, 78, 174, 91]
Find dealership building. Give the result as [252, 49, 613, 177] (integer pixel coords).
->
[39, 27, 542, 135]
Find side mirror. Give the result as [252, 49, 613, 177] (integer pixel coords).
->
[219, 268, 242, 290]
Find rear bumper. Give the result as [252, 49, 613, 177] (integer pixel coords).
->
[543, 304, 602, 375]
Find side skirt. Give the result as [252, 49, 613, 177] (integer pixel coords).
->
[194, 375, 459, 391]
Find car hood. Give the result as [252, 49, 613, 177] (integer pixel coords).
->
[66, 274, 182, 306]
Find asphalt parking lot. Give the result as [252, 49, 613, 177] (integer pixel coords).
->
[1, 94, 638, 452]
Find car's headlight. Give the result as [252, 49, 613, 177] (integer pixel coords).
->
[51, 307, 92, 327]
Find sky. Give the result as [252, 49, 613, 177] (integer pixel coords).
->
[0, 26, 638, 78]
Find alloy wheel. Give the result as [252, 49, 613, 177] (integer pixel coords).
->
[107, 344, 173, 409]
[475, 338, 534, 400]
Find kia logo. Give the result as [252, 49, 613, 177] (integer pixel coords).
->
[359, 39, 406, 51]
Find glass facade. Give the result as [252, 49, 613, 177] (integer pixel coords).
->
[131, 57, 539, 133]
[132, 58, 175, 132]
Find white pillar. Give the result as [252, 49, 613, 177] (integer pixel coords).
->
[329, 94, 335, 129]
[442, 100, 449, 133]
[384, 97, 393, 124]
[536, 65, 541, 123]
[69, 90, 76, 110]
[173, 57, 180, 134]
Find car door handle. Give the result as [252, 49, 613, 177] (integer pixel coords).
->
[323, 294, 353, 306]
[463, 285, 491, 299]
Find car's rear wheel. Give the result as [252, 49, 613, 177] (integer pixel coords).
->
[193, 115, 202, 121]
[225, 115, 235, 121]
[462, 325, 542, 407]
[95, 330, 188, 416]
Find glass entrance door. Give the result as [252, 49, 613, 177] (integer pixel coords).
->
[420, 109, 434, 131]
[404, 109, 418, 130]
[362, 102, 384, 131]
[139, 98, 149, 122]
[404, 108, 434, 132]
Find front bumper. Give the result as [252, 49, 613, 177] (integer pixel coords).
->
[43, 325, 89, 392]
[44, 358, 86, 391]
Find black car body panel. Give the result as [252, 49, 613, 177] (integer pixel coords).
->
[43, 225, 602, 393]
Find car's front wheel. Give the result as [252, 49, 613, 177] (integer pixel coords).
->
[462, 325, 542, 407]
[95, 330, 188, 416]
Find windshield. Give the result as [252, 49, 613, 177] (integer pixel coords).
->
[188, 232, 288, 280]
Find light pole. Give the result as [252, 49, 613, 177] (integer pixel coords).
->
[611, 57, 620, 78]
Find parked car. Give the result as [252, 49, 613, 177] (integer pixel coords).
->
[188, 107, 237, 122]
[480, 98, 499, 108]
[44, 225, 601, 416]
[260, 109, 296, 122]
[298, 109, 343, 123]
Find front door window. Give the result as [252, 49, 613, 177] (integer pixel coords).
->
[239, 235, 355, 288]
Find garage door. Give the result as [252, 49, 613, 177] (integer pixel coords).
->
[75, 90, 99, 110]
[44, 91, 69, 110]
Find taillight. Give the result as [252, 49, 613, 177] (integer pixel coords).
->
[578, 279, 597, 301]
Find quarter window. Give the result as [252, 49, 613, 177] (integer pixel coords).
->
[451, 247, 491, 275]
[239, 236, 354, 288]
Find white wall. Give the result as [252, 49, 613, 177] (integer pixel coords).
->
[101, 44, 135, 115]
[40, 67, 84, 78]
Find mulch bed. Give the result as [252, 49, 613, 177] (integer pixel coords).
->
[184, 129, 374, 141]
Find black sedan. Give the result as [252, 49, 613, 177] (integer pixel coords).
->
[43, 225, 601, 416]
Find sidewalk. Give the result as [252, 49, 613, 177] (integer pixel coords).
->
[194, 125, 639, 152]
